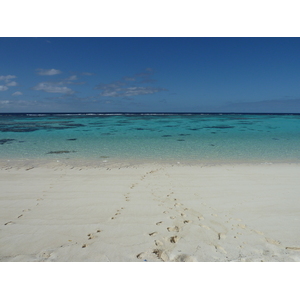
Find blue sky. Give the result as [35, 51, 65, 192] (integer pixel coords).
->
[1, 37, 300, 113]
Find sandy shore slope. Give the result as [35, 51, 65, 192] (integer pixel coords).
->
[1, 162, 300, 262]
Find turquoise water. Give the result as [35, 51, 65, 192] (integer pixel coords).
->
[1, 113, 300, 164]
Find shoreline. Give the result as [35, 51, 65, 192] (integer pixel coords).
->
[1, 161, 300, 261]
[1, 156, 300, 169]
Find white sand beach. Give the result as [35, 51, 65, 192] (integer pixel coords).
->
[1, 161, 300, 262]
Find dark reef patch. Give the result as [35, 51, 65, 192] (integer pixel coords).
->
[46, 150, 77, 154]
[204, 125, 235, 129]
[0, 138, 15, 145]
[162, 135, 172, 137]
[0, 127, 38, 132]
[62, 123, 85, 127]
[0, 121, 85, 132]
[238, 121, 254, 125]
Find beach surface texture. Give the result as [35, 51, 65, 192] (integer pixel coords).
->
[1, 161, 300, 262]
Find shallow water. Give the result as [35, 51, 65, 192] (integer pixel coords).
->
[1, 113, 300, 164]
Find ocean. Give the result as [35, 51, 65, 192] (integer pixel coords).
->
[1, 113, 300, 165]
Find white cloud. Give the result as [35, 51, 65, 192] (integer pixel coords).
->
[101, 90, 119, 97]
[0, 75, 16, 81]
[62, 76, 87, 86]
[100, 86, 167, 98]
[32, 82, 74, 94]
[6, 81, 18, 86]
[0, 85, 9, 91]
[66, 75, 78, 81]
[36, 69, 62, 76]
[0, 100, 10, 105]
[95, 81, 126, 90]
[95, 69, 167, 98]
[12, 91, 23, 96]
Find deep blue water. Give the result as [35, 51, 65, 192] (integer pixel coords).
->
[1, 113, 300, 164]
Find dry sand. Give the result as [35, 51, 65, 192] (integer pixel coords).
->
[1, 161, 300, 262]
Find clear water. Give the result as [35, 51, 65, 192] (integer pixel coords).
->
[1, 113, 300, 164]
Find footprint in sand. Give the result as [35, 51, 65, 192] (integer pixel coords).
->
[152, 249, 162, 257]
[169, 236, 179, 243]
[17, 214, 23, 218]
[237, 223, 247, 229]
[4, 221, 14, 225]
[149, 232, 158, 236]
[156, 221, 162, 225]
[285, 247, 300, 251]
[136, 252, 146, 259]
[214, 245, 227, 254]
[265, 237, 281, 245]
[155, 240, 163, 246]
[87, 233, 96, 240]
[173, 254, 196, 262]
[218, 233, 227, 240]
[86, 230, 102, 240]
[40, 251, 52, 259]
[152, 249, 167, 261]
[167, 226, 180, 232]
